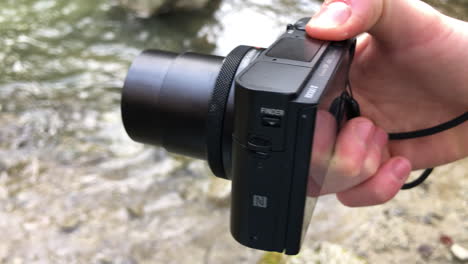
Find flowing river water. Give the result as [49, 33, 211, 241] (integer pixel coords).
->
[0, 0, 467, 263]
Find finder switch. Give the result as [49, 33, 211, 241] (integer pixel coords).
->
[262, 116, 282, 127]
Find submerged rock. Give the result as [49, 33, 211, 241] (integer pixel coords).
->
[118, 0, 214, 17]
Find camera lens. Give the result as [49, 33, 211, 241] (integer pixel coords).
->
[122, 47, 260, 178]
[122, 50, 224, 159]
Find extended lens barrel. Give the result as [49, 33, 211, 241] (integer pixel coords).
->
[121, 50, 224, 159]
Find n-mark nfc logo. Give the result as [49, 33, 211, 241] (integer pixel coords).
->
[304, 85, 319, 99]
[253, 195, 268, 208]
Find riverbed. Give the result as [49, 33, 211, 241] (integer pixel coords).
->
[0, 0, 467, 263]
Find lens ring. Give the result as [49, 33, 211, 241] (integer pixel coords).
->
[206, 45, 255, 179]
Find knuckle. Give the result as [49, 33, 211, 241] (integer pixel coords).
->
[362, 154, 380, 177]
[335, 155, 363, 179]
[371, 189, 394, 204]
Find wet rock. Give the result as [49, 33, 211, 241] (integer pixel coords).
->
[417, 244, 434, 259]
[439, 234, 454, 246]
[118, 0, 214, 18]
[59, 218, 81, 234]
[383, 207, 406, 217]
[126, 206, 144, 220]
[422, 212, 444, 225]
[57, 213, 87, 234]
[95, 256, 113, 264]
[207, 177, 231, 207]
[451, 243, 468, 261]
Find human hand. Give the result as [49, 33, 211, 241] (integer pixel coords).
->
[306, 0, 468, 206]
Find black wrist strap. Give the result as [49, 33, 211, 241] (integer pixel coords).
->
[389, 112, 468, 140]
[389, 111, 467, 189]
[400, 168, 433, 190]
[342, 91, 467, 190]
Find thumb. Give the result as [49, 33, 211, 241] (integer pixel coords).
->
[306, 0, 447, 48]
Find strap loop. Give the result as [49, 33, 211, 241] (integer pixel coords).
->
[389, 112, 468, 140]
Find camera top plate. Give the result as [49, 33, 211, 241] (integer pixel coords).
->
[236, 18, 336, 100]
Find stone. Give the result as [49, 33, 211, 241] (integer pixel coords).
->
[439, 234, 454, 246]
[207, 177, 231, 206]
[451, 244, 468, 261]
[118, 0, 213, 18]
[417, 244, 434, 259]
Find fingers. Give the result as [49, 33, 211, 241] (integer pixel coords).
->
[308, 116, 411, 206]
[306, 0, 381, 41]
[318, 117, 389, 194]
[308, 110, 337, 196]
[306, 0, 446, 49]
[336, 157, 412, 207]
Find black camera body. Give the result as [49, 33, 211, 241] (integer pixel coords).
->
[121, 18, 356, 255]
[230, 22, 355, 254]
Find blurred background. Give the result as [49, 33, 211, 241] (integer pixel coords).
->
[0, 0, 467, 263]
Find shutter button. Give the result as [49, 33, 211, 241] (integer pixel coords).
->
[294, 18, 310, 31]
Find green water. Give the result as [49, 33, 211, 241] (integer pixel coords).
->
[0, 0, 466, 263]
[427, 0, 468, 20]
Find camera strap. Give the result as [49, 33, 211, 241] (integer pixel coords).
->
[340, 82, 468, 190]
[388, 111, 467, 189]
[388, 112, 468, 140]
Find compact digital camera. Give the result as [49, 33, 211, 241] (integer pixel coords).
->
[121, 18, 357, 255]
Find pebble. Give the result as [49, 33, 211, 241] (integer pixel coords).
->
[440, 234, 454, 246]
[422, 212, 444, 225]
[417, 244, 433, 259]
[451, 244, 468, 261]
[126, 206, 144, 220]
[59, 218, 81, 234]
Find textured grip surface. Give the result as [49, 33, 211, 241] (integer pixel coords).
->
[206, 45, 255, 179]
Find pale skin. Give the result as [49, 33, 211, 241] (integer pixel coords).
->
[306, 0, 468, 206]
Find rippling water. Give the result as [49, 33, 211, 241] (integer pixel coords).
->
[0, 0, 467, 263]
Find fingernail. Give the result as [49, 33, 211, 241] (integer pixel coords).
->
[392, 158, 411, 180]
[308, 1, 352, 28]
[355, 120, 374, 143]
